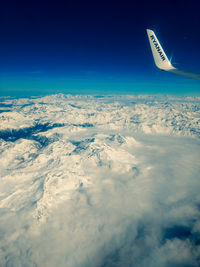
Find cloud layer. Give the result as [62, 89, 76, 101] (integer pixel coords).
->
[0, 94, 200, 266]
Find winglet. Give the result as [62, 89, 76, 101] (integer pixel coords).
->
[146, 29, 175, 71]
[146, 29, 200, 80]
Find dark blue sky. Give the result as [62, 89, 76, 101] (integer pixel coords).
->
[0, 0, 200, 96]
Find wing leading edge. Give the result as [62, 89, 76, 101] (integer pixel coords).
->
[146, 29, 200, 80]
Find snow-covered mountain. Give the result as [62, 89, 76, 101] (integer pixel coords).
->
[0, 94, 200, 267]
[1, 94, 200, 137]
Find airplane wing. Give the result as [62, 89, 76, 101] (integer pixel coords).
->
[146, 29, 200, 80]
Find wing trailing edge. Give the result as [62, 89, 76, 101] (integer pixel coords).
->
[146, 29, 200, 80]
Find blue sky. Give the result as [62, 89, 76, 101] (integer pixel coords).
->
[0, 0, 200, 96]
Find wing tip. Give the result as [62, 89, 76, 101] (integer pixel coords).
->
[146, 28, 153, 33]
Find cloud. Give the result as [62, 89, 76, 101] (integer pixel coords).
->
[0, 94, 200, 266]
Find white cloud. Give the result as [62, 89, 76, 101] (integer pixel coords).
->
[0, 94, 200, 266]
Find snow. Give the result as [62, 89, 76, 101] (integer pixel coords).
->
[0, 94, 200, 266]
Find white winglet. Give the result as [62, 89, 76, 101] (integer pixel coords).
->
[147, 29, 200, 80]
[146, 29, 175, 71]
